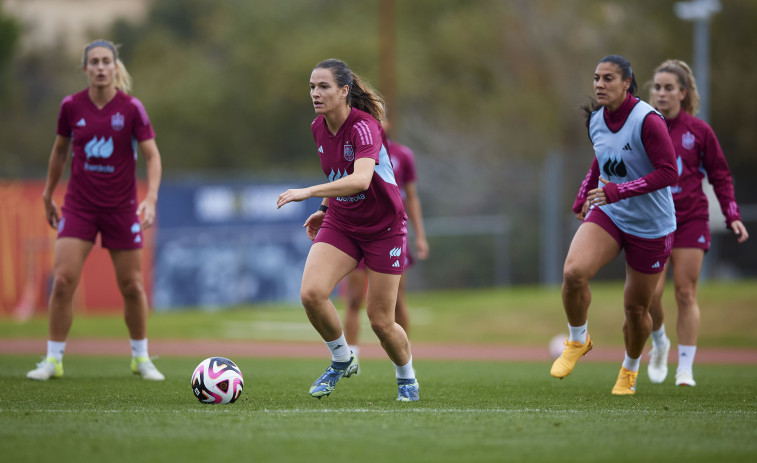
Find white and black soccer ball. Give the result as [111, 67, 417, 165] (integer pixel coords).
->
[549, 334, 567, 359]
[191, 357, 244, 404]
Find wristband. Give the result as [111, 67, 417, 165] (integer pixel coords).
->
[318, 205, 328, 213]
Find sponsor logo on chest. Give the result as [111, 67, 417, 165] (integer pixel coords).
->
[85, 136, 114, 159]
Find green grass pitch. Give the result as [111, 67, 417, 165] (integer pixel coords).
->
[2, 355, 756, 463]
[3, 281, 756, 461]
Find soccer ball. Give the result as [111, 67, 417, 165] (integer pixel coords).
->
[191, 357, 244, 404]
[549, 334, 567, 359]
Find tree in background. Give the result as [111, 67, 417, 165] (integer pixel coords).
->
[1, 0, 755, 284]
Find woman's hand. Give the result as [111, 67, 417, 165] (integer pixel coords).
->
[137, 198, 157, 229]
[43, 195, 60, 229]
[303, 211, 325, 241]
[277, 188, 312, 209]
[415, 236, 429, 260]
[587, 177, 610, 207]
[575, 199, 590, 220]
[730, 220, 750, 244]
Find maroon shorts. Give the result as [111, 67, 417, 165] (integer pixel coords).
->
[584, 207, 673, 274]
[315, 226, 407, 275]
[355, 248, 413, 271]
[58, 206, 143, 250]
[672, 218, 710, 251]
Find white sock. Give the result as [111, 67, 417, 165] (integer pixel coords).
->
[130, 338, 149, 359]
[677, 344, 697, 372]
[651, 325, 668, 349]
[394, 357, 415, 380]
[47, 341, 66, 362]
[325, 334, 351, 362]
[568, 322, 588, 344]
[622, 352, 641, 372]
[348, 345, 360, 358]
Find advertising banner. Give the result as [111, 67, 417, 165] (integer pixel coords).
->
[0, 180, 155, 317]
[152, 181, 321, 310]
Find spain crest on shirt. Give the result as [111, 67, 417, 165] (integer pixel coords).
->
[111, 112, 125, 131]
[682, 131, 695, 150]
[344, 142, 354, 161]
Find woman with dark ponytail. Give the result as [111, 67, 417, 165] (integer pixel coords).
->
[277, 59, 418, 401]
[551, 55, 678, 395]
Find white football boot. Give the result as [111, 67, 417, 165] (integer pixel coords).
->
[647, 336, 671, 384]
[131, 357, 165, 381]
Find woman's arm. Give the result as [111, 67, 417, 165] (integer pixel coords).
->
[42, 135, 72, 229]
[573, 158, 599, 219]
[404, 181, 429, 259]
[598, 113, 677, 204]
[699, 125, 743, 231]
[277, 157, 374, 208]
[137, 138, 162, 229]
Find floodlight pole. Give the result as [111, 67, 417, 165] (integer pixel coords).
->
[675, 0, 722, 280]
[379, 0, 397, 134]
[674, 0, 721, 123]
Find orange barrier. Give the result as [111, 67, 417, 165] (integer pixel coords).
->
[0, 180, 154, 318]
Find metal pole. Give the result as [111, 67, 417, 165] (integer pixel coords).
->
[540, 151, 563, 285]
[494, 231, 510, 286]
[379, 0, 397, 131]
[674, 0, 721, 121]
[675, 0, 721, 279]
[693, 18, 710, 122]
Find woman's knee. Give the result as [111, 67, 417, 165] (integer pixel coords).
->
[50, 273, 77, 299]
[118, 278, 145, 300]
[346, 293, 365, 312]
[562, 263, 591, 291]
[624, 302, 649, 323]
[674, 284, 697, 306]
[300, 284, 329, 309]
[369, 315, 394, 339]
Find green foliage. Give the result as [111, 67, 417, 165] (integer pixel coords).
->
[2, 356, 756, 463]
[3, 0, 757, 178]
[2, 0, 756, 286]
[110, 0, 383, 173]
[0, 7, 20, 75]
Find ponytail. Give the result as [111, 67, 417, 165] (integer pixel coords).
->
[348, 72, 385, 122]
[114, 58, 132, 94]
[580, 100, 601, 125]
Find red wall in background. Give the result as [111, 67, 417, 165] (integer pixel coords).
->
[0, 180, 155, 318]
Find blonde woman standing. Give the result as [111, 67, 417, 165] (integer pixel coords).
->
[646, 59, 749, 387]
[27, 40, 164, 381]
